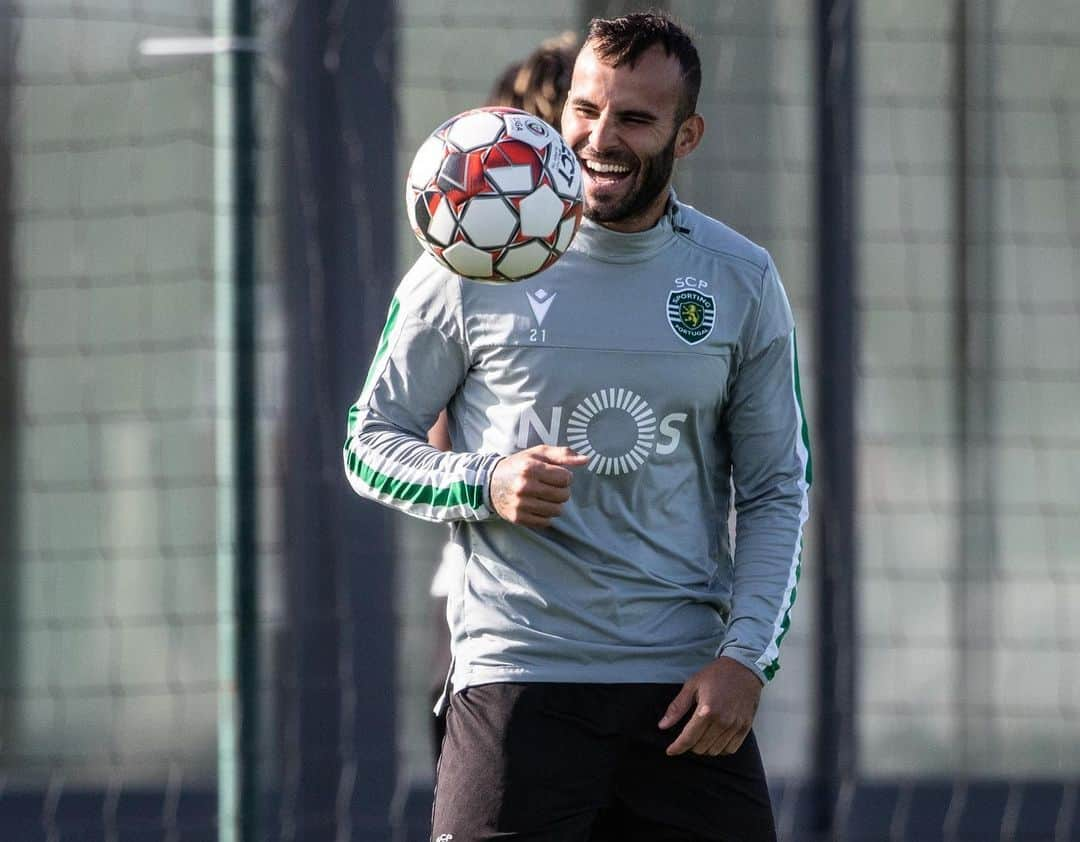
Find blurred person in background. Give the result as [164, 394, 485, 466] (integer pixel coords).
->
[347, 12, 809, 840]
[426, 30, 580, 764]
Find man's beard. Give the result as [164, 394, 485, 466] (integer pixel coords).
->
[583, 130, 678, 226]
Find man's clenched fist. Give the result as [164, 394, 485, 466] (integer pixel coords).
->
[490, 446, 589, 528]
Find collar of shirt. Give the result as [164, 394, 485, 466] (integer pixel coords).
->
[572, 195, 680, 264]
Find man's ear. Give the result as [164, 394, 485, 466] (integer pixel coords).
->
[675, 113, 705, 160]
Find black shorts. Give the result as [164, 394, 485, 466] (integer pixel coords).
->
[431, 682, 777, 842]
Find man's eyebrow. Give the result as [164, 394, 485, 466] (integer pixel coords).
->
[617, 108, 658, 122]
[569, 97, 658, 122]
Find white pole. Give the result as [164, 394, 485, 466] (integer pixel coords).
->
[213, 0, 238, 837]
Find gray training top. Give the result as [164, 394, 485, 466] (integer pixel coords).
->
[344, 196, 811, 692]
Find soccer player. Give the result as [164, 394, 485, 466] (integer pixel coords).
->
[345, 12, 810, 841]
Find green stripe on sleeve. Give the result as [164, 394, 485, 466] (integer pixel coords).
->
[792, 328, 813, 486]
[346, 450, 485, 511]
[759, 329, 812, 681]
[762, 562, 801, 681]
[361, 296, 401, 398]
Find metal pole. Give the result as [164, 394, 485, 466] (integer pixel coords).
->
[214, 0, 258, 838]
[281, 1, 398, 837]
[814, 0, 858, 835]
[952, 0, 997, 775]
[0, 0, 18, 758]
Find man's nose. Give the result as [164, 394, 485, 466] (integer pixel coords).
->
[589, 113, 616, 151]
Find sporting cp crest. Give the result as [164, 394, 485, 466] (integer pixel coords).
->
[666, 288, 715, 345]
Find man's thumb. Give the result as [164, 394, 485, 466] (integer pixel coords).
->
[658, 684, 695, 729]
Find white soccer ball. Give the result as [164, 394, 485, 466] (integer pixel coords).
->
[405, 107, 583, 282]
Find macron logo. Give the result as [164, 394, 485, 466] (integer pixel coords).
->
[526, 288, 556, 326]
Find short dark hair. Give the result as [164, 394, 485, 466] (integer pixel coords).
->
[585, 11, 702, 122]
[487, 32, 580, 132]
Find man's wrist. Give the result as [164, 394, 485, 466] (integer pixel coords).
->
[484, 455, 507, 518]
[716, 651, 767, 687]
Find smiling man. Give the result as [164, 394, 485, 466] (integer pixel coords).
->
[563, 25, 704, 232]
[344, 12, 810, 841]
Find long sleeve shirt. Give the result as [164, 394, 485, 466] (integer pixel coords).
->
[344, 196, 811, 690]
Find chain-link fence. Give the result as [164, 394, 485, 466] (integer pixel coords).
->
[1, 0, 1077, 839]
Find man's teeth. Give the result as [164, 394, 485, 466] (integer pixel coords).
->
[587, 161, 631, 174]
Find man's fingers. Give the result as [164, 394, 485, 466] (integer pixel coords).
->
[517, 498, 565, 520]
[670, 715, 748, 757]
[665, 706, 712, 756]
[531, 483, 572, 504]
[525, 461, 576, 492]
[713, 726, 749, 756]
[532, 446, 590, 467]
[695, 728, 728, 757]
[491, 446, 588, 525]
[657, 659, 763, 756]
[512, 464, 572, 503]
[658, 684, 694, 730]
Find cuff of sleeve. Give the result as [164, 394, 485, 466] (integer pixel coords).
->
[480, 453, 506, 520]
[717, 644, 769, 686]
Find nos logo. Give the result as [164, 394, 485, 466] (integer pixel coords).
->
[516, 388, 686, 476]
